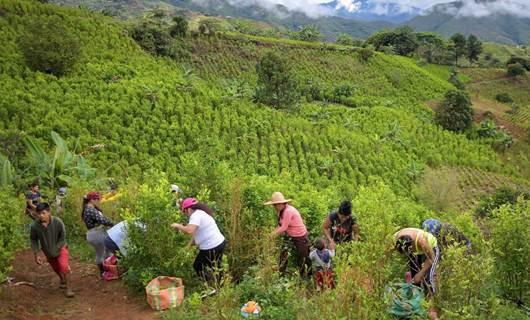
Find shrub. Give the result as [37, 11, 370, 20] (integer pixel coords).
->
[18, 15, 81, 76]
[506, 56, 530, 71]
[336, 34, 363, 47]
[495, 92, 513, 104]
[476, 186, 528, 218]
[291, 25, 321, 42]
[506, 63, 526, 77]
[123, 171, 198, 291]
[489, 199, 530, 305]
[0, 188, 24, 284]
[254, 52, 299, 109]
[130, 22, 171, 56]
[413, 167, 462, 212]
[170, 16, 188, 37]
[358, 48, 374, 61]
[448, 68, 465, 90]
[435, 90, 474, 133]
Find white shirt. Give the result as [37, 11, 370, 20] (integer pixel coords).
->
[107, 221, 146, 256]
[188, 210, 225, 250]
[107, 221, 129, 256]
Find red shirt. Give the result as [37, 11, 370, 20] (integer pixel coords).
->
[275, 205, 307, 237]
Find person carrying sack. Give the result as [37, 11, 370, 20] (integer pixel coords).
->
[82, 191, 114, 276]
[265, 192, 311, 277]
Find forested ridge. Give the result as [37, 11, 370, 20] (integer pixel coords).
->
[0, 1, 528, 319]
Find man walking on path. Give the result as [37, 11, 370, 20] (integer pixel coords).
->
[30, 203, 74, 298]
[265, 192, 311, 277]
[25, 182, 42, 220]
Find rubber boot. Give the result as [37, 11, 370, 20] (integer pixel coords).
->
[97, 263, 105, 276]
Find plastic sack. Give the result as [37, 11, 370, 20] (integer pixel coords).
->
[146, 276, 184, 310]
[102, 254, 119, 281]
[240, 300, 261, 318]
[384, 282, 425, 318]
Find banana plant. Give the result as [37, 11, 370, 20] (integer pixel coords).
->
[24, 131, 96, 189]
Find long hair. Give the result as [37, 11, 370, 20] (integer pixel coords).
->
[189, 202, 214, 216]
[81, 197, 102, 217]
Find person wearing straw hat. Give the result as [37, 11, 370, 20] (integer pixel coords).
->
[265, 192, 311, 277]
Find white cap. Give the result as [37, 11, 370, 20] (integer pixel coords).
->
[171, 184, 181, 193]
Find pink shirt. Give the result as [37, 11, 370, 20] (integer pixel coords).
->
[275, 205, 307, 237]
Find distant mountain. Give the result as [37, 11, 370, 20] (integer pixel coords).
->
[406, 1, 530, 45]
[320, 0, 421, 23]
[165, 0, 394, 39]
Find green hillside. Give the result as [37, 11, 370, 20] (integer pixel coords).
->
[1, 1, 529, 319]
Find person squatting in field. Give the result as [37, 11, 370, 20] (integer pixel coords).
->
[30, 203, 74, 298]
[422, 219, 472, 254]
[395, 228, 440, 320]
[322, 200, 360, 248]
[265, 192, 312, 277]
[171, 198, 226, 291]
[82, 191, 114, 276]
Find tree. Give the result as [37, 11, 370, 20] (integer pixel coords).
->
[18, 16, 81, 76]
[170, 16, 188, 37]
[366, 26, 418, 56]
[466, 34, 482, 63]
[336, 34, 362, 46]
[292, 25, 321, 42]
[416, 32, 445, 63]
[450, 33, 467, 66]
[130, 21, 171, 56]
[436, 89, 474, 132]
[254, 52, 299, 109]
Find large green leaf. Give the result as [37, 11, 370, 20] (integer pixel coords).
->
[23, 135, 50, 173]
[0, 154, 14, 188]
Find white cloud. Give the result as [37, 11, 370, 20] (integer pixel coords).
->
[195, 0, 530, 19]
[454, 0, 530, 18]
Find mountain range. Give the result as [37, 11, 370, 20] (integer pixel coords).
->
[320, 0, 421, 24]
[52, 0, 530, 44]
[406, 1, 530, 45]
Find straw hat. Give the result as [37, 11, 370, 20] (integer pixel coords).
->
[264, 192, 292, 205]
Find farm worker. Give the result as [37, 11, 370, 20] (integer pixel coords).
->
[422, 219, 472, 254]
[104, 221, 146, 257]
[309, 238, 335, 290]
[25, 182, 43, 220]
[101, 181, 120, 203]
[394, 228, 440, 319]
[322, 200, 360, 248]
[54, 187, 67, 216]
[264, 192, 311, 277]
[82, 191, 114, 276]
[30, 203, 74, 298]
[171, 198, 226, 290]
[170, 184, 183, 209]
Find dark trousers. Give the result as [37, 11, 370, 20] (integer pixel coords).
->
[104, 235, 120, 254]
[407, 246, 440, 296]
[279, 234, 311, 277]
[193, 240, 226, 285]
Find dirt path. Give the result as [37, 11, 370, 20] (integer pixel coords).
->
[0, 250, 156, 320]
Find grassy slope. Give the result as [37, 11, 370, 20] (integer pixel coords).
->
[0, 0, 511, 195]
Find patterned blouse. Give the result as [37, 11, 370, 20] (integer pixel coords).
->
[82, 207, 114, 230]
